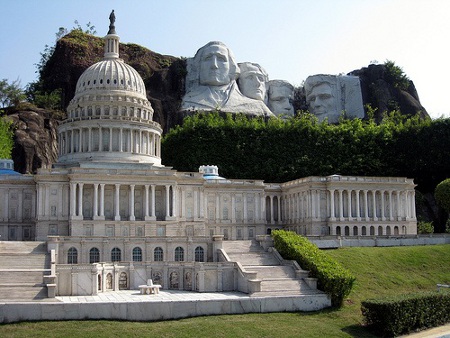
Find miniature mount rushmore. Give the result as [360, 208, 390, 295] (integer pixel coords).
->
[38, 30, 428, 133]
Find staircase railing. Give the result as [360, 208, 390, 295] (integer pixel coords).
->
[217, 248, 261, 293]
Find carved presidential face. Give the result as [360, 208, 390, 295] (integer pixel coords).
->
[199, 44, 231, 86]
[268, 85, 294, 116]
[239, 65, 267, 101]
[307, 82, 336, 116]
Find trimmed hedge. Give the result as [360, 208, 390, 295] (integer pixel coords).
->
[272, 230, 355, 307]
[361, 292, 450, 337]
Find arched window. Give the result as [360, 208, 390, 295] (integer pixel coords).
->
[195, 246, 204, 262]
[336, 226, 341, 236]
[344, 226, 350, 236]
[362, 226, 367, 236]
[378, 226, 383, 236]
[111, 247, 121, 262]
[154, 247, 163, 261]
[67, 247, 78, 264]
[386, 226, 391, 236]
[89, 247, 100, 263]
[353, 226, 358, 236]
[132, 247, 142, 262]
[175, 246, 184, 262]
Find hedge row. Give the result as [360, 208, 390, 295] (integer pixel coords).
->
[361, 292, 450, 337]
[272, 229, 355, 307]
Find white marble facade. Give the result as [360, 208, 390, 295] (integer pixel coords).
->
[0, 14, 417, 296]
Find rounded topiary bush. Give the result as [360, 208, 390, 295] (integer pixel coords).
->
[435, 178, 450, 213]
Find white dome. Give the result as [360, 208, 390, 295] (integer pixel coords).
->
[75, 58, 147, 99]
[57, 17, 162, 168]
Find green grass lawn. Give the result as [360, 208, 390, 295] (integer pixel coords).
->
[1, 244, 449, 337]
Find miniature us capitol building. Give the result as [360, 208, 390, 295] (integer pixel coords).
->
[0, 15, 416, 298]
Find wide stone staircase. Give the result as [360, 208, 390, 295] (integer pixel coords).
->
[222, 240, 321, 297]
[0, 241, 51, 301]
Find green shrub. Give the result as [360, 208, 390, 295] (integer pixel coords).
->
[417, 221, 434, 234]
[272, 230, 355, 307]
[435, 178, 450, 213]
[361, 292, 450, 337]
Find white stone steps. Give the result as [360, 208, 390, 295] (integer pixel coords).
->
[227, 253, 279, 266]
[0, 271, 49, 284]
[0, 241, 47, 254]
[0, 286, 48, 300]
[222, 240, 262, 253]
[244, 265, 296, 279]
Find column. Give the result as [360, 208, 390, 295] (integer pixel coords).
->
[172, 185, 177, 218]
[380, 190, 386, 221]
[372, 190, 378, 221]
[255, 192, 260, 221]
[338, 190, 344, 221]
[261, 194, 266, 223]
[311, 191, 316, 221]
[215, 193, 220, 222]
[329, 189, 335, 220]
[144, 185, 150, 220]
[364, 190, 369, 221]
[151, 185, 156, 219]
[70, 182, 77, 217]
[243, 193, 248, 223]
[198, 188, 204, 218]
[355, 190, 361, 221]
[119, 128, 123, 152]
[114, 184, 120, 221]
[277, 195, 282, 222]
[88, 128, 92, 152]
[70, 130, 74, 153]
[129, 184, 135, 221]
[93, 183, 99, 219]
[347, 190, 352, 220]
[411, 190, 416, 220]
[270, 196, 274, 224]
[165, 185, 170, 218]
[99, 127, 103, 152]
[109, 127, 113, 152]
[231, 194, 236, 223]
[396, 190, 402, 220]
[79, 128, 83, 152]
[388, 190, 393, 221]
[77, 183, 84, 219]
[99, 184, 105, 218]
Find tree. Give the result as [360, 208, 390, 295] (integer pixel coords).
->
[0, 113, 14, 159]
[0, 78, 26, 108]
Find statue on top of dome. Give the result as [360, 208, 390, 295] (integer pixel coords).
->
[108, 10, 116, 34]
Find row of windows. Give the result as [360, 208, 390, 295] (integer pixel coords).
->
[67, 246, 205, 264]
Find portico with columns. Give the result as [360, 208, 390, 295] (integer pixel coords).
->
[282, 175, 417, 236]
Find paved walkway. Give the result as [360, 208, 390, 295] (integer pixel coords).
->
[55, 289, 250, 303]
[401, 324, 450, 338]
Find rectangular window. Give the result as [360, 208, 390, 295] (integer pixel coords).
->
[106, 226, 114, 237]
[157, 226, 165, 237]
[51, 206, 57, 217]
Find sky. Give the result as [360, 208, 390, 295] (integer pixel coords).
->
[1, 0, 449, 118]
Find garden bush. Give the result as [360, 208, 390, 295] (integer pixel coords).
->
[361, 292, 450, 337]
[272, 229, 355, 307]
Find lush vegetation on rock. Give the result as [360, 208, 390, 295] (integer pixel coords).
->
[0, 112, 14, 159]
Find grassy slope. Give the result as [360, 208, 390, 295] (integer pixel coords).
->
[1, 245, 449, 338]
